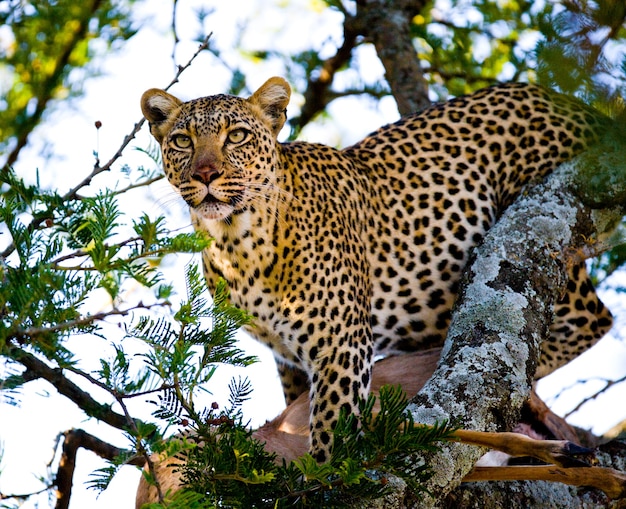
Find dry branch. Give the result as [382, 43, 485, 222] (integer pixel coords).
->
[463, 465, 626, 500]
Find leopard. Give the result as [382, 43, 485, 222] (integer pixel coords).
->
[141, 77, 613, 463]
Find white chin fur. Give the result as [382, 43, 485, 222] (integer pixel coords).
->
[195, 201, 234, 222]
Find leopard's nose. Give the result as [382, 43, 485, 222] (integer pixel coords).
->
[193, 165, 221, 184]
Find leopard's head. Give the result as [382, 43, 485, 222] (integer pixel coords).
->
[141, 77, 290, 222]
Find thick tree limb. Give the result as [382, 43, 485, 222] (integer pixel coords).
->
[293, 0, 431, 135]
[400, 127, 626, 507]
[355, 0, 430, 114]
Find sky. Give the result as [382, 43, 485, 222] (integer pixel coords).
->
[1, 1, 626, 508]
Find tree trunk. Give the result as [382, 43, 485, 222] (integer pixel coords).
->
[373, 128, 626, 508]
[356, 0, 431, 114]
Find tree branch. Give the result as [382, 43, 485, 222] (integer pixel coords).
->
[402, 127, 626, 506]
[15, 350, 147, 432]
[8, 302, 165, 342]
[63, 34, 213, 203]
[445, 438, 626, 508]
[561, 373, 626, 419]
[55, 428, 137, 509]
[290, 17, 360, 136]
[461, 464, 626, 500]
[292, 0, 433, 136]
[2, 0, 104, 171]
[355, 0, 431, 114]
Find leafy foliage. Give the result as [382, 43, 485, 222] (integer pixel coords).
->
[138, 385, 455, 509]
[536, 0, 626, 98]
[407, 0, 626, 101]
[0, 0, 137, 167]
[0, 167, 210, 364]
[130, 265, 256, 424]
[0, 134, 234, 505]
[79, 263, 257, 496]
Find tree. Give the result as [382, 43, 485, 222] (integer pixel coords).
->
[1, 0, 626, 507]
[0, 0, 137, 169]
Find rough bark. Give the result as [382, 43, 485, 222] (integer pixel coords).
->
[374, 126, 626, 508]
[355, 0, 431, 114]
[293, 0, 431, 134]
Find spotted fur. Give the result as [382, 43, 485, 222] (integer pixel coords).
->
[141, 78, 612, 462]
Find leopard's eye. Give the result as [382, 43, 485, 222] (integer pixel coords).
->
[172, 133, 192, 149]
[227, 128, 249, 144]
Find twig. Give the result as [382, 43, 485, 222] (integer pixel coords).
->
[325, 86, 390, 102]
[63, 357, 171, 504]
[163, 33, 213, 92]
[50, 245, 172, 270]
[115, 377, 167, 504]
[8, 302, 167, 342]
[171, 0, 180, 64]
[1, 34, 212, 260]
[0, 486, 52, 501]
[14, 350, 148, 431]
[111, 174, 164, 196]
[562, 373, 626, 419]
[120, 384, 176, 399]
[64, 33, 213, 201]
[49, 234, 144, 265]
[62, 120, 147, 203]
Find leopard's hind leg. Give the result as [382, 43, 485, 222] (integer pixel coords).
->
[537, 262, 613, 378]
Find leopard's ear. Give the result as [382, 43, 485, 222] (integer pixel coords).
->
[248, 77, 291, 136]
[140, 89, 183, 143]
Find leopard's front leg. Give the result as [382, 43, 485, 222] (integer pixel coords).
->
[306, 322, 374, 463]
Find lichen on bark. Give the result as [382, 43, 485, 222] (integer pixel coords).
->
[393, 127, 626, 508]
